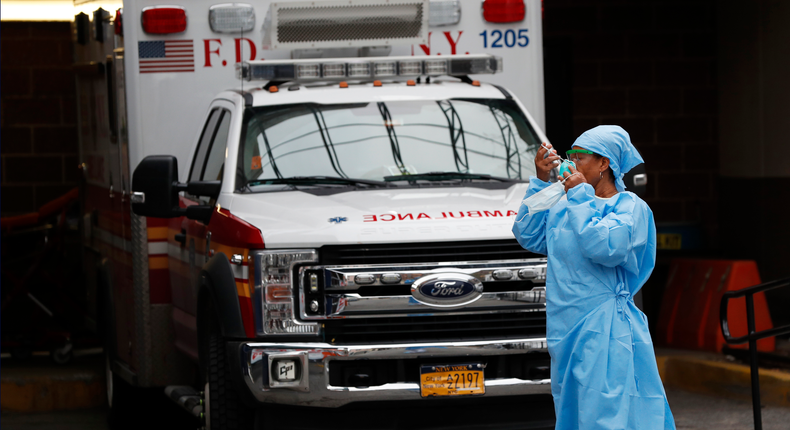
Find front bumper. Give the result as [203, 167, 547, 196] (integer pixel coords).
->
[235, 338, 551, 408]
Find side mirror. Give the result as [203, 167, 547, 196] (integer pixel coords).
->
[623, 163, 647, 198]
[131, 155, 181, 218]
[131, 155, 222, 223]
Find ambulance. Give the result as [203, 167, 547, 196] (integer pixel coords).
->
[74, 0, 553, 427]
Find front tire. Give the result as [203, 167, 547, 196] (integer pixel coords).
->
[203, 301, 253, 430]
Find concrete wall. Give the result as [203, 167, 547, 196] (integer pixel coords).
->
[543, 0, 719, 230]
[716, 0, 790, 324]
[1, 22, 80, 217]
[718, 0, 790, 179]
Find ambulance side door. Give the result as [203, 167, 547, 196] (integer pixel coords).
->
[170, 101, 233, 360]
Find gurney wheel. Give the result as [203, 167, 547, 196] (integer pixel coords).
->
[51, 344, 73, 365]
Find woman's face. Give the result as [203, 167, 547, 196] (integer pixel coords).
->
[568, 146, 606, 185]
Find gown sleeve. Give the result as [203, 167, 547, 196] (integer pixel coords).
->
[512, 176, 551, 256]
[565, 183, 650, 275]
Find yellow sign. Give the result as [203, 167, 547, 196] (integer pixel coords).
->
[657, 233, 682, 250]
[420, 364, 485, 397]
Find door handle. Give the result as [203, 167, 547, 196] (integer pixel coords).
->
[175, 229, 187, 246]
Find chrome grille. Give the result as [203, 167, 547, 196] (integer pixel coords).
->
[319, 239, 537, 265]
[303, 240, 548, 344]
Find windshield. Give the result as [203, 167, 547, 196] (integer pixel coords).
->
[237, 99, 541, 191]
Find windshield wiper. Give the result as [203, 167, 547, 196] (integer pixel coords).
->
[383, 172, 518, 183]
[378, 102, 410, 175]
[246, 176, 390, 188]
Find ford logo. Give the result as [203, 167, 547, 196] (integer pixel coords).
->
[410, 273, 483, 308]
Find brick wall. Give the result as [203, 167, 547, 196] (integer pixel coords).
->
[543, 0, 718, 239]
[1, 22, 80, 217]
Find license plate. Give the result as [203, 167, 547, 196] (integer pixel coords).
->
[419, 363, 485, 397]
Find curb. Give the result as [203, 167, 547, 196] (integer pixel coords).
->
[1, 373, 106, 412]
[0, 354, 106, 412]
[657, 354, 790, 407]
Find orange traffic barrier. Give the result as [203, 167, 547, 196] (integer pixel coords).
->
[656, 259, 774, 353]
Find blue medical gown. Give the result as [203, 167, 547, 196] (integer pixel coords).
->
[512, 178, 675, 430]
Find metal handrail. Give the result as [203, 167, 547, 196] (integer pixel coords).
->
[719, 276, 790, 430]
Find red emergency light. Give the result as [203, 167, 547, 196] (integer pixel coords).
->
[141, 6, 187, 34]
[482, 0, 526, 23]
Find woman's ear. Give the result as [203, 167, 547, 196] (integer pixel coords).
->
[600, 157, 610, 173]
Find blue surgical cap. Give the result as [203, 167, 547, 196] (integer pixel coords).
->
[572, 125, 644, 192]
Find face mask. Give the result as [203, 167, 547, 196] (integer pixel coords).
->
[520, 173, 579, 217]
[522, 181, 566, 215]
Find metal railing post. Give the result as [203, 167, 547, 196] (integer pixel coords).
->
[745, 294, 762, 430]
[720, 276, 790, 430]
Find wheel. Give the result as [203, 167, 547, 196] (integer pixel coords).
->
[202, 301, 254, 430]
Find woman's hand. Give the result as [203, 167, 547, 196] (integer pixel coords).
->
[559, 164, 587, 192]
[535, 142, 561, 182]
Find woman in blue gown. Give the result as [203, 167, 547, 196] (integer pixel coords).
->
[513, 126, 676, 430]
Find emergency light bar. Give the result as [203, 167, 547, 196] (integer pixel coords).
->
[238, 54, 502, 82]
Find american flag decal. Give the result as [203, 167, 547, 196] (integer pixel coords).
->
[138, 40, 194, 73]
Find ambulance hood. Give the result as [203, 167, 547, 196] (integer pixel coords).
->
[227, 184, 530, 248]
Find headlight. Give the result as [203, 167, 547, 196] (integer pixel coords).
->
[252, 250, 319, 335]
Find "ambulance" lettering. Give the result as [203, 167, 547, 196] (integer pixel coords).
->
[363, 210, 516, 222]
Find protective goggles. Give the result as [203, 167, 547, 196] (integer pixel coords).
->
[565, 149, 596, 160]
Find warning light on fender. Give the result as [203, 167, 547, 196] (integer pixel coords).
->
[141, 6, 187, 34]
[482, 0, 526, 23]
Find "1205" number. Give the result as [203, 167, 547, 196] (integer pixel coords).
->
[479, 29, 529, 48]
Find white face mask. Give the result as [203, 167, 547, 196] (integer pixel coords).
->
[522, 181, 565, 215]
[520, 173, 579, 216]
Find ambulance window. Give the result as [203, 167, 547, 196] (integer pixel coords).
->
[203, 110, 231, 181]
[189, 109, 222, 182]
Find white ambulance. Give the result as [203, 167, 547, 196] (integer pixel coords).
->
[74, 0, 552, 428]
